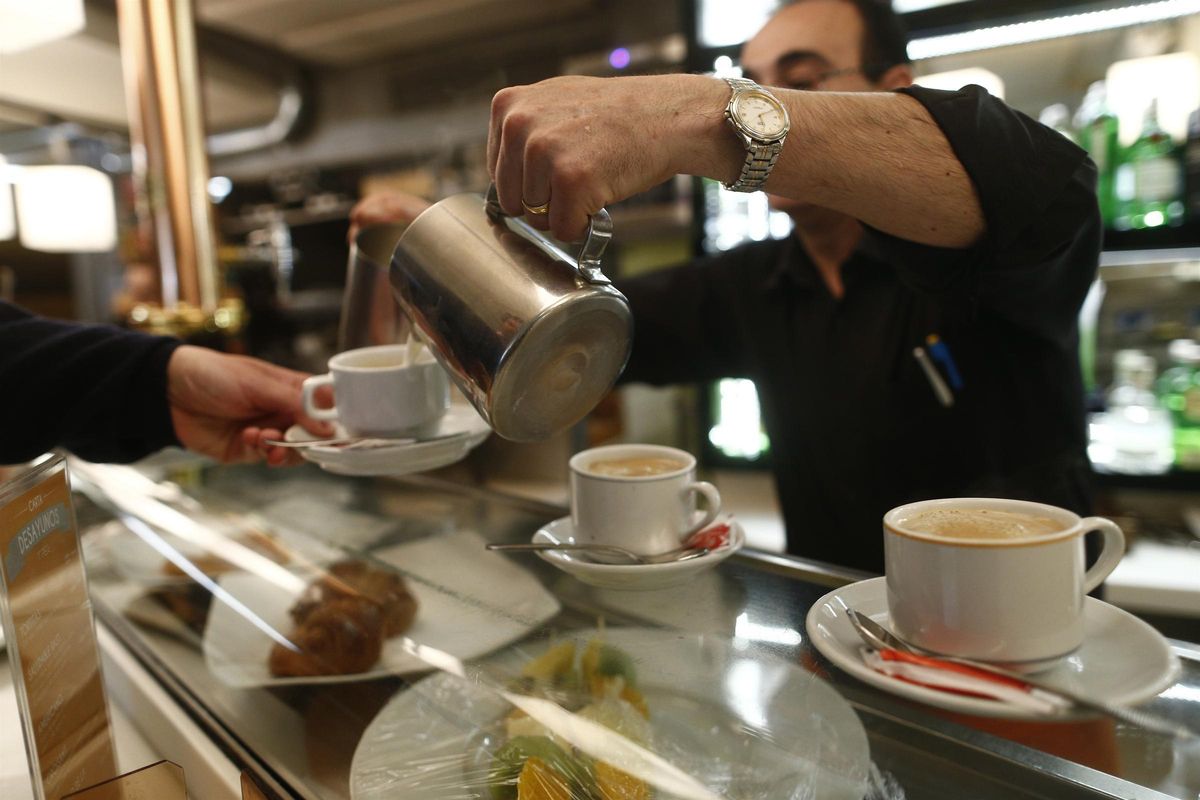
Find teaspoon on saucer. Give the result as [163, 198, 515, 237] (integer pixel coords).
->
[486, 542, 710, 565]
[264, 431, 464, 449]
[848, 609, 1195, 740]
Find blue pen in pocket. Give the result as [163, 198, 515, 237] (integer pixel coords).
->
[925, 334, 964, 391]
[914, 346, 954, 407]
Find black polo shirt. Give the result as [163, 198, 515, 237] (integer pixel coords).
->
[616, 85, 1101, 574]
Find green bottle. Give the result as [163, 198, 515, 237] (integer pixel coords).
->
[1074, 82, 1119, 227]
[1185, 108, 1200, 220]
[1115, 98, 1184, 230]
[1158, 340, 1200, 469]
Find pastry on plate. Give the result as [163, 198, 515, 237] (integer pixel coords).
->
[268, 598, 385, 677]
[290, 559, 418, 637]
[268, 560, 418, 678]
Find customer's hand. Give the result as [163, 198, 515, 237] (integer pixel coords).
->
[487, 74, 733, 241]
[347, 192, 432, 243]
[166, 345, 334, 466]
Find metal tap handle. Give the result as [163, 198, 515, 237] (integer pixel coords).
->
[485, 184, 613, 285]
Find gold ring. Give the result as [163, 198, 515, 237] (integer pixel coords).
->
[522, 198, 551, 216]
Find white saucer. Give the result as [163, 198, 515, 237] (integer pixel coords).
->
[532, 516, 745, 590]
[805, 577, 1182, 720]
[285, 405, 491, 476]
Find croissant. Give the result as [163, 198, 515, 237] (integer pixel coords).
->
[290, 560, 417, 637]
[268, 598, 384, 677]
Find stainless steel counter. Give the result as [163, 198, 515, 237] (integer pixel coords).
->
[72, 460, 1200, 799]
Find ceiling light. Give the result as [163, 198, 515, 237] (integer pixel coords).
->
[0, 0, 85, 54]
[908, 0, 1200, 60]
[207, 176, 233, 203]
[893, 0, 965, 11]
[14, 166, 117, 252]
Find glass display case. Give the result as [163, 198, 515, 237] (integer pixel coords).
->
[53, 456, 1200, 799]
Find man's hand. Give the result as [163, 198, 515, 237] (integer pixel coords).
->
[488, 74, 732, 242]
[166, 346, 334, 466]
[347, 192, 432, 243]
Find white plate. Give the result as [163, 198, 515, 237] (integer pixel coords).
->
[285, 405, 491, 476]
[805, 577, 1182, 719]
[105, 518, 335, 588]
[203, 530, 561, 688]
[532, 517, 746, 591]
[350, 628, 871, 800]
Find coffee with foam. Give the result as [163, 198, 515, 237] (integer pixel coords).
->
[587, 456, 687, 478]
[901, 507, 1064, 542]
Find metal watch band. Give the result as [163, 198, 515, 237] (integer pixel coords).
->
[723, 77, 785, 193]
[727, 141, 783, 193]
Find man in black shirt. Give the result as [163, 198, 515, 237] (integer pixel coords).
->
[485, 0, 1099, 572]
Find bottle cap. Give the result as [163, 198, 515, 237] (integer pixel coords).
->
[1169, 339, 1200, 364]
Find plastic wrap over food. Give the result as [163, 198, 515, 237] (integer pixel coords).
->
[351, 628, 872, 800]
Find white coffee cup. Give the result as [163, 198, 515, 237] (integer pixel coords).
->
[301, 344, 450, 437]
[884, 497, 1125, 668]
[569, 444, 721, 556]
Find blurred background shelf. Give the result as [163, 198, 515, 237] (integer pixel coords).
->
[1092, 466, 1200, 492]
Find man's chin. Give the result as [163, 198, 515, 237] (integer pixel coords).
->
[768, 194, 819, 219]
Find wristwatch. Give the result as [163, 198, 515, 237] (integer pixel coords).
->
[722, 77, 790, 192]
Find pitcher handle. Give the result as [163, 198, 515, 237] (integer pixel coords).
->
[485, 183, 613, 285]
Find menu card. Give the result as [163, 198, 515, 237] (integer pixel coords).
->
[240, 771, 269, 800]
[0, 454, 116, 800]
[62, 761, 186, 800]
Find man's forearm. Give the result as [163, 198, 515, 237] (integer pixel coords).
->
[778, 91, 983, 247]
[680, 78, 986, 248]
[487, 73, 989, 246]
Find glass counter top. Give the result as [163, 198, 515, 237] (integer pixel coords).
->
[67, 458, 1200, 800]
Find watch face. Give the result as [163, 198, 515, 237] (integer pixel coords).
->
[736, 93, 787, 139]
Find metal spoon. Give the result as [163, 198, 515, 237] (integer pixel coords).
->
[262, 436, 411, 449]
[486, 542, 709, 565]
[848, 609, 1195, 740]
[263, 430, 464, 449]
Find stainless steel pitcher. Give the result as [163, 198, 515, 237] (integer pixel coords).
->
[389, 186, 632, 442]
[338, 223, 411, 351]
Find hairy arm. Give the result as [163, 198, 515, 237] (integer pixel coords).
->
[772, 91, 983, 246]
[489, 74, 985, 247]
[677, 79, 984, 248]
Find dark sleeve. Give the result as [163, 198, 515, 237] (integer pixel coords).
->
[0, 301, 183, 464]
[615, 241, 775, 386]
[863, 84, 1102, 341]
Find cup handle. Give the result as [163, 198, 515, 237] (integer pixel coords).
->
[685, 481, 722, 534]
[1081, 516, 1126, 594]
[301, 374, 339, 422]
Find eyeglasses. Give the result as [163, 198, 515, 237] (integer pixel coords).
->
[782, 63, 891, 91]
